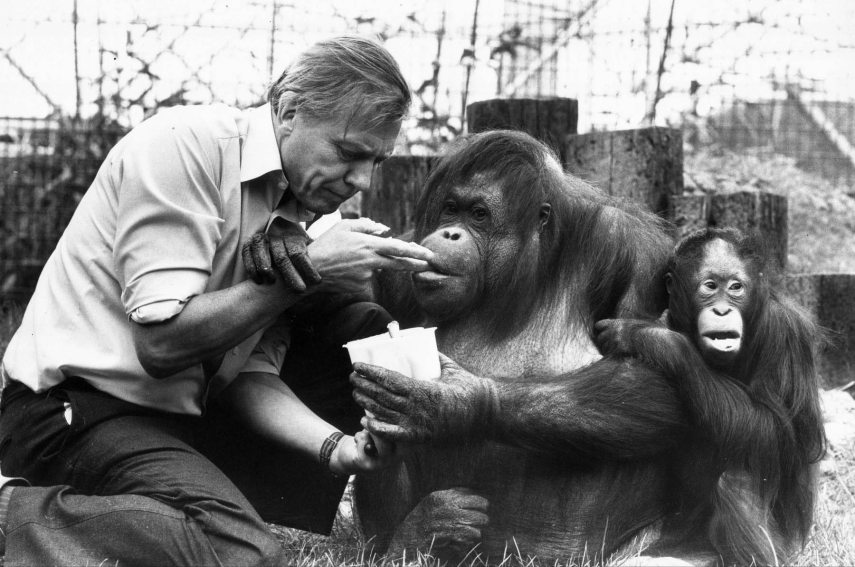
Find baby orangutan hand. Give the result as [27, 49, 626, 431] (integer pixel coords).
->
[594, 317, 671, 358]
[350, 354, 500, 444]
[241, 223, 321, 292]
[593, 318, 641, 357]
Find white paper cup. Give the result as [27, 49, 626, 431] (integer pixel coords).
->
[344, 326, 441, 381]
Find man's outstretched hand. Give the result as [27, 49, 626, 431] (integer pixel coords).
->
[242, 222, 321, 292]
[242, 218, 434, 296]
[349, 354, 499, 444]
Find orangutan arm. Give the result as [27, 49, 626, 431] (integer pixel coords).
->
[351, 356, 689, 461]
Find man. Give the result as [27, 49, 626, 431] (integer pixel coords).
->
[0, 36, 430, 566]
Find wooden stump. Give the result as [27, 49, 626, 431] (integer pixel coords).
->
[786, 274, 855, 388]
[666, 191, 787, 270]
[362, 156, 438, 235]
[669, 194, 709, 237]
[467, 98, 578, 162]
[710, 191, 788, 270]
[564, 127, 683, 216]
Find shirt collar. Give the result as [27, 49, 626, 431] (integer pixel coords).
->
[268, 190, 317, 230]
[240, 103, 282, 183]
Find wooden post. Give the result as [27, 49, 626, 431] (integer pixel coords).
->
[787, 274, 855, 388]
[666, 191, 788, 270]
[466, 98, 578, 162]
[362, 156, 438, 235]
[564, 127, 683, 216]
[668, 194, 709, 237]
[710, 191, 788, 270]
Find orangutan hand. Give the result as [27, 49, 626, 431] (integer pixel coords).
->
[241, 223, 321, 292]
[594, 318, 672, 359]
[387, 487, 488, 562]
[350, 354, 499, 444]
[593, 318, 641, 357]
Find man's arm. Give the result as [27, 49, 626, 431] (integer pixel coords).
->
[351, 355, 689, 462]
[132, 278, 299, 378]
[218, 371, 394, 474]
[133, 219, 434, 378]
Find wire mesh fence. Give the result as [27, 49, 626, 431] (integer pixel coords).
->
[1, 0, 853, 301]
[0, 117, 125, 301]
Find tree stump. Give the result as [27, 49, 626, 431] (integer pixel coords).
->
[467, 98, 578, 162]
[564, 127, 683, 216]
[362, 156, 438, 235]
[786, 274, 855, 388]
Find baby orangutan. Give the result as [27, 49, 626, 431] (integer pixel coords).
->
[595, 227, 825, 567]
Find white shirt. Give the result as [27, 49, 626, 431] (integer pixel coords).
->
[1, 103, 339, 415]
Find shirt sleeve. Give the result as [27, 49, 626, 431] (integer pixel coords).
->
[238, 316, 292, 376]
[306, 210, 342, 239]
[111, 108, 227, 316]
[129, 299, 187, 324]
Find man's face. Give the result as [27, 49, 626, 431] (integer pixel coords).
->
[274, 106, 401, 215]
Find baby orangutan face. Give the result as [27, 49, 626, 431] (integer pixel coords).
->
[668, 238, 752, 370]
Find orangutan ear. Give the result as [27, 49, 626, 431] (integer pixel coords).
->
[665, 272, 674, 295]
[538, 203, 552, 232]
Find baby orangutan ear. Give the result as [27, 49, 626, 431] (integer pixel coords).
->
[539, 203, 552, 233]
[665, 272, 674, 295]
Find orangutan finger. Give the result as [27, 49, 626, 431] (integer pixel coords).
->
[249, 233, 275, 284]
[280, 234, 322, 286]
[291, 252, 322, 286]
[445, 525, 484, 551]
[351, 384, 409, 420]
[270, 238, 307, 292]
[351, 388, 387, 416]
[242, 241, 263, 284]
[352, 362, 413, 395]
[361, 415, 422, 443]
[457, 509, 489, 528]
[593, 320, 617, 337]
[458, 497, 489, 515]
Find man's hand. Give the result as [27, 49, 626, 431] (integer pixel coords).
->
[329, 430, 399, 474]
[242, 218, 435, 296]
[307, 218, 434, 296]
[350, 354, 499, 444]
[242, 223, 321, 292]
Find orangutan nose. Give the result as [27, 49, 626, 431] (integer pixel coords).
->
[713, 305, 732, 316]
[442, 228, 463, 241]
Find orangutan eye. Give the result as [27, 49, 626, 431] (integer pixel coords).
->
[471, 206, 489, 221]
[442, 200, 458, 215]
[702, 280, 717, 291]
[729, 281, 744, 294]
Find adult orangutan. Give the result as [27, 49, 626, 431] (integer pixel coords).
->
[348, 131, 699, 564]
[594, 227, 826, 566]
[246, 132, 807, 563]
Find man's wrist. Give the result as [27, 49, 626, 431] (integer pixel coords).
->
[319, 431, 347, 476]
[248, 276, 303, 311]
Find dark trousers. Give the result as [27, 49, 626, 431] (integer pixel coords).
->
[0, 302, 392, 566]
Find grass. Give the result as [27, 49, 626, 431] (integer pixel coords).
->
[266, 436, 855, 566]
[1, 317, 853, 566]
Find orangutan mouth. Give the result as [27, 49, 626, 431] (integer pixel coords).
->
[701, 330, 742, 352]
